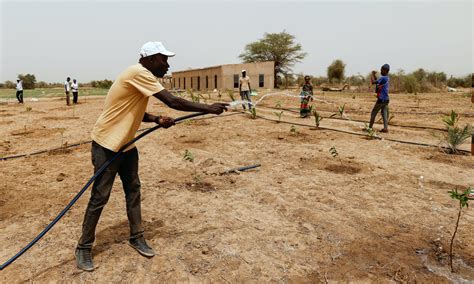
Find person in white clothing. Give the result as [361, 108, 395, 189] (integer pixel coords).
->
[65, 77, 71, 106]
[16, 79, 24, 104]
[239, 70, 252, 110]
[72, 79, 79, 104]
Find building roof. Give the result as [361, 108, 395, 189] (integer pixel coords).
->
[172, 61, 273, 75]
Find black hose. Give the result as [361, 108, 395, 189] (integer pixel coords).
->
[0, 112, 208, 270]
[0, 112, 244, 161]
[255, 114, 471, 154]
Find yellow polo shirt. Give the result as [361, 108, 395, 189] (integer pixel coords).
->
[91, 64, 164, 152]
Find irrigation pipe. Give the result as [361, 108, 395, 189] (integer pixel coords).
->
[258, 105, 448, 132]
[0, 112, 243, 162]
[254, 113, 471, 154]
[0, 112, 212, 271]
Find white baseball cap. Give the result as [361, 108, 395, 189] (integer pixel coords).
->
[140, 41, 175, 58]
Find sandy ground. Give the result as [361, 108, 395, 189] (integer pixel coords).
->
[0, 90, 473, 282]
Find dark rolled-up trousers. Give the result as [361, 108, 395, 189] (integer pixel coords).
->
[77, 141, 143, 249]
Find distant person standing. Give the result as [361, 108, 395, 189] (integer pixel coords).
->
[16, 79, 24, 104]
[72, 79, 79, 104]
[239, 69, 252, 110]
[64, 77, 71, 106]
[299, 76, 313, 118]
[368, 64, 390, 133]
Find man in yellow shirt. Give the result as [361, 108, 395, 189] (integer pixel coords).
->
[75, 41, 228, 271]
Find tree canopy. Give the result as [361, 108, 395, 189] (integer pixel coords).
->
[327, 60, 346, 83]
[239, 31, 306, 88]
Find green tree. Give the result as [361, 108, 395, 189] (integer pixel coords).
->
[412, 68, 427, 82]
[327, 60, 346, 83]
[239, 31, 307, 88]
[18, 74, 37, 89]
[2, 80, 16, 89]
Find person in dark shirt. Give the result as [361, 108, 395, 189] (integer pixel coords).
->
[369, 64, 390, 133]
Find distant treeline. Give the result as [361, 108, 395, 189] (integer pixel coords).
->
[1, 70, 472, 93]
[0, 74, 113, 89]
[290, 69, 472, 93]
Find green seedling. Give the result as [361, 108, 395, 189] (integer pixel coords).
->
[183, 149, 195, 162]
[290, 125, 298, 135]
[227, 90, 235, 102]
[443, 124, 472, 154]
[308, 105, 314, 114]
[376, 107, 395, 125]
[363, 123, 377, 139]
[183, 149, 201, 184]
[442, 110, 459, 128]
[329, 103, 346, 119]
[273, 111, 284, 123]
[275, 101, 282, 109]
[250, 107, 257, 119]
[440, 110, 472, 154]
[447, 187, 473, 272]
[312, 109, 323, 128]
[329, 145, 342, 165]
[59, 128, 66, 148]
[24, 106, 32, 131]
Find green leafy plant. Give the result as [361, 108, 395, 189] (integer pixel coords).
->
[273, 111, 283, 122]
[275, 101, 282, 109]
[447, 187, 473, 272]
[183, 149, 201, 183]
[443, 124, 472, 154]
[312, 109, 323, 128]
[308, 105, 314, 114]
[183, 149, 195, 162]
[440, 110, 472, 154]
[250, 107, 257, 119]
[24, 106, 32, 131]
[290, 125, 298, 135]
[329, 145, 342, 165]
[442, 110, 459, 128]
[330, 103, 346, 119]
[376, 107, 395, 125]
[226, 89, 235, 102]
[329, 145, 338, 158]
[59, 128, 66, 148]
[188, 90, 200, 103]
[363, 123, 377, 139]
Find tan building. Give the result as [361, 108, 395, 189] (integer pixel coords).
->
[170, 61, 274, 91]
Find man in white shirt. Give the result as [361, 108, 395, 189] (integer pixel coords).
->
[239, 70, 252, 110]
[64, 77, 71, 106]
[16, 79, 23, 104]
[72, 79, 79, 104]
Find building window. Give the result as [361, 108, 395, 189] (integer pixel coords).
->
[259, 74, 264, 87]
[233, 74, 239, 88]
[191, 77, 193, 89]
[173, 78, 175, 88]
[184, 77, 186, 89]
[179, 78, 181, 89]
[206, 76, 209, 89]
[214, 75, 217, 89]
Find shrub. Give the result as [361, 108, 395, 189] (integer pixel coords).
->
[447, 187, 473, 272]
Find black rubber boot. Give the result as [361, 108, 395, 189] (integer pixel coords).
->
[75, 248, 94, 271]
[128, 237, 155, 257]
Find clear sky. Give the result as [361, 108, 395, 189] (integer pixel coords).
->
[0, 0, 472, 83]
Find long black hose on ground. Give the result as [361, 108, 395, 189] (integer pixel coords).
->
[0, 112, 208, 271]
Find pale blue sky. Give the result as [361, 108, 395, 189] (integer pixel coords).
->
[1, 0, 472, 82]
